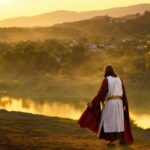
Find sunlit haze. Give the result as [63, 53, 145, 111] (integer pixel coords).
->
[0, 0, 150, 20]
[0, 97, 149, 129]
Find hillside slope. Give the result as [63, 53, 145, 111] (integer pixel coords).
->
[0, 11, 150, 42]
[0, 110, 149, 150]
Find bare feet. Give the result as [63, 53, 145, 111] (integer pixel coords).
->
[107, 141, 116, 147]
[119, 139, 126, 145]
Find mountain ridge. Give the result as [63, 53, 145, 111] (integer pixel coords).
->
[0, 12, 150, 42]
[0, 3, 150, 27]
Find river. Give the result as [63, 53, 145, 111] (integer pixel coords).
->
[0, 96, 149, 129]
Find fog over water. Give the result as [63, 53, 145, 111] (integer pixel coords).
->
[0, 96, 149, 129]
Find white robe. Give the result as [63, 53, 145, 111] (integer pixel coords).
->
[98, 76, 125, 134]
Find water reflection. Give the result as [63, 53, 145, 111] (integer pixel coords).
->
[0, 96, 82, 119]
[0, 96, 149, 129]
[130, 112, 150, 129]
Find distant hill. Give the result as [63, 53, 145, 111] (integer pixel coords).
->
[52, 12, 150, 38]
[0, 11, 150, 42]
[0, 3, 150, 27]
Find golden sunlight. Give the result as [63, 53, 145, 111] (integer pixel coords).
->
[0, 1, 10, 5]
[130, 112, 150, 129]
[0, 0, 150, 20]
[0, 96, 82, 120]
[0, 97, 150, 129]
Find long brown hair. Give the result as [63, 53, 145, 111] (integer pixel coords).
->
[104, 65, 117, 77]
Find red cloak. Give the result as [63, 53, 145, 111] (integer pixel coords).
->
[77, 77, 134, 145]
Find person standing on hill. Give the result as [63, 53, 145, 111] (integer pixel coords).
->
[77, 65, 134, 145]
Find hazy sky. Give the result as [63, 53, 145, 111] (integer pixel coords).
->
[0, 0, 150, 20]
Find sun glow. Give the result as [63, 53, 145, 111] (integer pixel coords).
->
[0, 0, 150, 20]
[0, 96, 82, 120]
[0, 1, 11, 6]
[130, 112, 150, 129]
[0, 0, 15, 9]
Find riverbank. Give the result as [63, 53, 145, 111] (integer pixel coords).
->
[0, 109, 149, 150]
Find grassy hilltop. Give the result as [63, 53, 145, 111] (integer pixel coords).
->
[0, 109, 149, 150]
